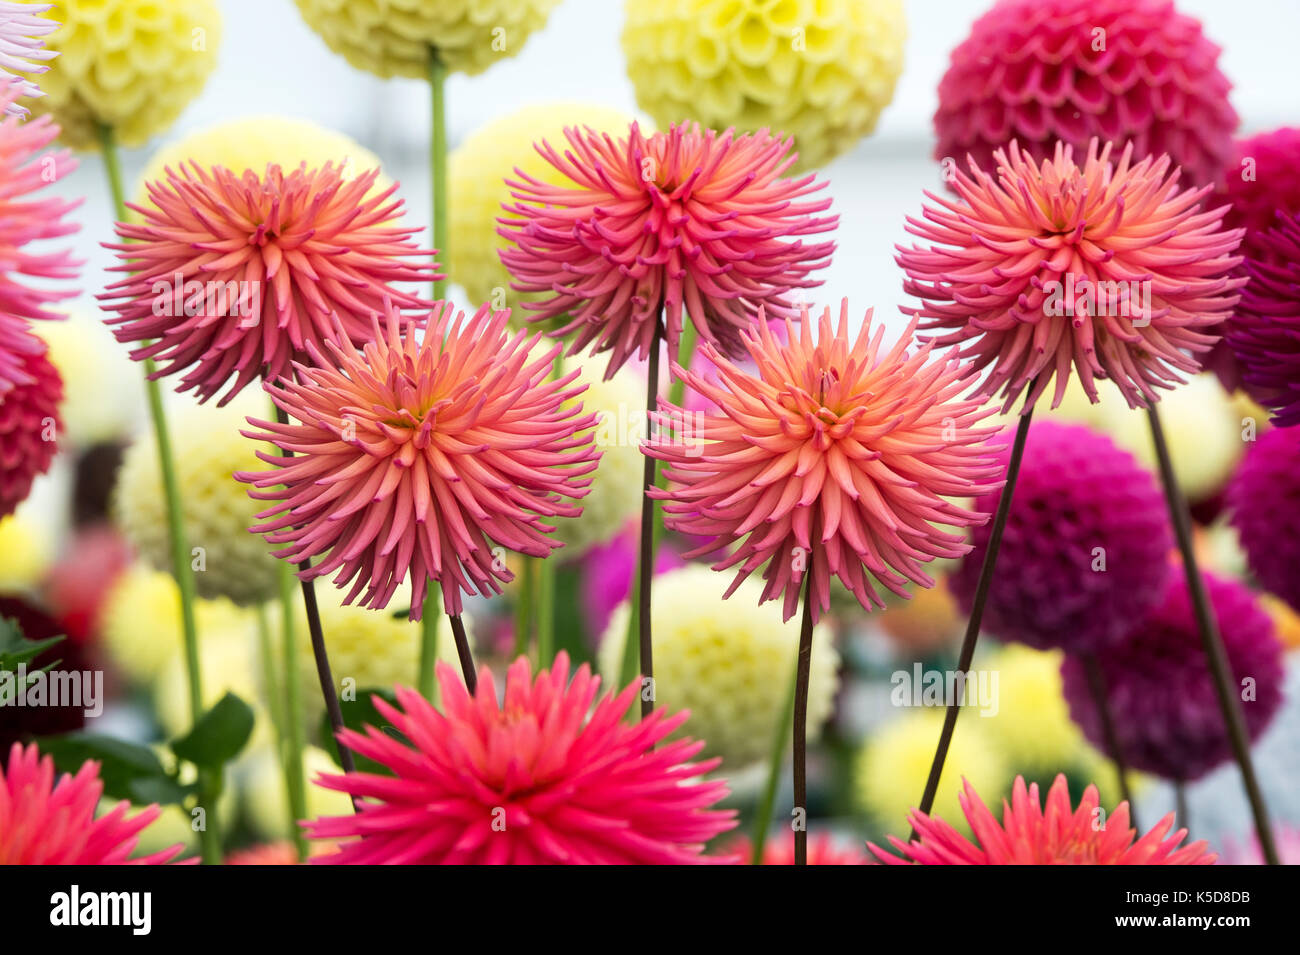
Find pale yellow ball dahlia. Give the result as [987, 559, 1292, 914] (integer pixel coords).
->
[151, 618, 267, 747]
[39, 311, 141, 445]
[623, 0, 906, 170]
[30, 0, 222, 150]
[294, 0, 560, 79]
[598, 564, 840, 769]
[979, 644, 1093, 776]
[241, 744, 353, 841]
[0, 511, 51, 593]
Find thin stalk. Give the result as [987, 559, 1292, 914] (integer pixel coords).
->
[278, 559, 309, 859]
[911, 394, 1037, 834]
[98, 123, 219, 864]
[1083, 653, 1137, 831]
[792, 550, 817, 866]
[428, 47, 448, 301]
[1146, 403, 1278, 864]
[1175, 780, 1189, 833]
[633, 326, 662, 719]
[448, 613, 477, 694]
[418, 588, 442, 699]
[751, 652, 799, 865]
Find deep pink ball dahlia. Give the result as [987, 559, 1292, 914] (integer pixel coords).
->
[305, 653, 736, 864]
[0, 743, 186, 864]
[934, 0, 1237, 189]
[1228, 424, 1300, 612]
[101, 161, 435, 405]
[950, 420, 1172, 653]
[238, 302, 598, 620]
[499, 121, 836, 379]
[0, 343, 60, 517]
[899, 139, 1243, 413]
[1061, 570, 1284, 781]
[1224, 212, 1300, 427]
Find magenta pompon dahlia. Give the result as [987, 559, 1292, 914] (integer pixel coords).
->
[498, 121, 836, 378]
[1228, 424, 1300, 613]
[646, 301, 1004, 623]
[934, 0, 1238, 189]
[0, 742, 187, 864]
[0, 6, 57, 116]
[305, 653, 737, 864]
[898, 139, 1243, 413]
[238, 301, 599, 620]
[0, 343, 60, 517]
[100, 161, 436, 405]
[870, 774, 1215, 865]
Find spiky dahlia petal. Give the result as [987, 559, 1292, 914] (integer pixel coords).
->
[0, 344, 60, 517]
[100, 161, 437, 406]
[305, 652, 736, 864]
[934, 0, 1237, 189]
[647, 301, 1004, 622]
[0, 743, 186, 864]
[898, 139, 1244, 413]
[1227, 425, 1300, 614]
[871, 774, 1215, 865]
[0, 4, 57, 115]
[238, 302, 599, 619]
[499, 121, 836, 379]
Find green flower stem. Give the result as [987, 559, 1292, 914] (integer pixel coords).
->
[429, 47, 448, 301]
[277, 561, 309, 861]
[751, 652, 799, 864]
[418, 587, 442, 699]
[98, 122, 220, 865]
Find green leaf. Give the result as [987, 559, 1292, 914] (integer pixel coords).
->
[36, 733, 172, 802]
[0, 616, 65, 670]
[171, 692, 255, 768]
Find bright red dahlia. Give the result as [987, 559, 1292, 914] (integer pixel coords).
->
[101, 161, 436, 405]
[499, 121, 836, 378]
[305, 653, 736, 864]
[0, 342, 60, 517]
[238, 302, 599, 620]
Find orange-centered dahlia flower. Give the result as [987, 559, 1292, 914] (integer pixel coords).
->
[499, 121, 836, 378]
[898, 139, 1243, 412]
[101, 161, 436, 405]
[870, 774, 1215, 865]
[238, 302, 599, 620]
[305, 653, 736, 864]
[646, 301, 1004, 622]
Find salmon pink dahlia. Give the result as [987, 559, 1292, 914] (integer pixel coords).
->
[647, 301, 1004, 622]
[0, 743, 186, 864]
[305, 653, 736, 864]
[238, 302, 599, 620]
[499, 121, 836, 378]
[898, 139, 1243, 412]
[101, 161, 436, 405]
[870, 774, 1215, 865]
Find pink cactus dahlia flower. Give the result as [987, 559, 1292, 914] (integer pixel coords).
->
[305, 653, 736, 864]
[101, 162, 436, 405]
[646, 301, 1004, 623]
[498, 121, 836, 378]
[870, 774, 1215, 865]
[0, 743, 186, 864]
[1, 343, 60, 517]
[898, 139, 1243, 412]
[238, 302, 599, 620]
[0, 5, 57, 116]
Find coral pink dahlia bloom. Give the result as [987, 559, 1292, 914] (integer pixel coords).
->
[499, 121, 836, 378]
[0, 742, 186, 864]
[101, 161, 436, 405]
[238, 302, 599, 620]
[305, 653, 736, 864]
[870, 774, 1215, 865]
[898, 139, 1243, 412]
[646, 301, 1004, 623]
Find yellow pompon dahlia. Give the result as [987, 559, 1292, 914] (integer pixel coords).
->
[623, 0, 906, 171]
[241, 744, 353, 842]
[597, 564, 839, 768]
[979, 644, 1093, 776]
[113, 397, 278, 606]
[294, 0, 560, 79]
[449, 101, 640, 308]
[152, 618, 265, 745]
[38, 311, 142, 446]
[0, 511, 51, 593]
[28, 0, 222, 150]
[856, 708, 1007, 831]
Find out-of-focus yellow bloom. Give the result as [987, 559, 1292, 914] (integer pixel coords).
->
[0, 512, 51, 593]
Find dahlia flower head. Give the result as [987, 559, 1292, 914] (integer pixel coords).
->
[38, 310, 140, 445]
[0, 743, 185, 864]
[101, 160, 435, 406]
[898, 139, 1244, 413]
[295, 0, 559, 79]
[647, 301, 1004, 623]
[934, 0, 1238, 190]
[0, 3, 57, 116]
[1228, 425, 1300, 613]
[1215, 127, 1300, 257]
[1226, 211, 1300, 427]
[1061, 570, 1284, 781]
[951, 420, 1173, 654]
[597, 564, 840, 769]
[0, 344, 60, 517]
[499, 121, 836, 380]
[871, 774, 1214, 865]
[980, 644, 1094, 776]
[306, 653, 736, 864]
[622, 0, 907, 172]
[238, 302, 599, 620]
[28, 0, 221, 151]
